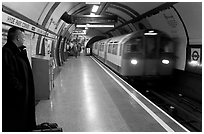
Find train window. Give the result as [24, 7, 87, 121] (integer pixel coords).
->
[112, 44, 115, 54]
[112, 44, 118, 55]
[119, 44, 123, 56]
[146, 37, 157, 58]
[94, 43, 98, 49]
[160, 42, 174, 53]
[125, 37, 142, 53]
[99, 44, 101, 51]
[160, 37, 174, 53]
[100, 44, 104, 51]
[115, 44, 118, 55]
[108, 43, 112, 53]
[114, 41, 118, 43]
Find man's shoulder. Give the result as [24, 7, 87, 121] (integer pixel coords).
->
[3, 43, 10, 51]
[3, 42, 15, 55]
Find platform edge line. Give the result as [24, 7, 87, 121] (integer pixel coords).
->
[91, 56, 190, 132]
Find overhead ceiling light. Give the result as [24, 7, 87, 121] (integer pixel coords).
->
[144, 32, 158, 35]
[76, 24, 114, 28]
[144, 30, 157, 35]
[148, 30, 154, 33]
[92, 5, 99, 13]
[90, 13, 95, 16]
[86, 2, 100, 5]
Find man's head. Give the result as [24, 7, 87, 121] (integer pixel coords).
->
[7, 26, 25, 47]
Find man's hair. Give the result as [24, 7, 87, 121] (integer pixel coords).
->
[7, 26, 25, 41]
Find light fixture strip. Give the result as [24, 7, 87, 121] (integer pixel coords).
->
[86, 2, 100, 5]
[90, 13, 95, 16]
[76, 24, 114, 28]
[92, 5, 99, 13]
[144, 33, 158, 35]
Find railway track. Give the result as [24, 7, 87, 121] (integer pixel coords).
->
[94, 57, 202, 132]
[128, 79, 202, 132]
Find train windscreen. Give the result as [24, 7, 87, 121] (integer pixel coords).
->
[160, 36, 174, 53]
[125, 37, 142, 53]
[145, 37, 157, 58]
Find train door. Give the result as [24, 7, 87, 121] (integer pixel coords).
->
[104, 42, 107, 62]
[144, 35, 159, 75]
[97, 43, 100, 56]
[104, 39, 111, 64]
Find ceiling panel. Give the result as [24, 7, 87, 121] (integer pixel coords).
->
[121, 2, 165, 14]
[2, 2, 49, 22]
[106, 7, 132, 21]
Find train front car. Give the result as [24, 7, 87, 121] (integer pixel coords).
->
[120, 29, 175, 79]
[157, 31, 175, 76]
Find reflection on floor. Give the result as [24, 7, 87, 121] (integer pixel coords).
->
[35, 56, 129, 131]
[35, 55, 183, 132]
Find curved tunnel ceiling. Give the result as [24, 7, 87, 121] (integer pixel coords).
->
[61, 2, 174, 37]
[2, 2, 202, 42]
[2, 2, 169, 35]
[2, 2, 201, 72]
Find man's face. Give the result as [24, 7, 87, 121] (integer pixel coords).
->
[16, 30, 25, 47]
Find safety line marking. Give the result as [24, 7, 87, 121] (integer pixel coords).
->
[91, 56, 189, 132]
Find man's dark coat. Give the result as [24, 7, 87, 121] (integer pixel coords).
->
[2, 41, 36, 131]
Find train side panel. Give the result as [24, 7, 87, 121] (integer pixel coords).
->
[106, 53, 122, 73]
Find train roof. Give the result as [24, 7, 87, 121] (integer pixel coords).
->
[94, 29, 170, 45]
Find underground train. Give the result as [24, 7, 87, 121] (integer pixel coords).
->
[92, 29, 175, 78]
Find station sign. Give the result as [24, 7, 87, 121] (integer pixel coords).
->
[72, 30, 86, 35]
[191, 48, 201, 63]
[2, 12, 56, 39]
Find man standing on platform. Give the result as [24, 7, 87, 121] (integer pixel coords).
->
[2, 26, 37, 132]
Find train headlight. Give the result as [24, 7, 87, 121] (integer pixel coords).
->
[131, 59, 138, 65]
[162, 59, 169, 64]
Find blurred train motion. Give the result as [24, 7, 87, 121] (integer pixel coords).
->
[92, 29, 176, 79]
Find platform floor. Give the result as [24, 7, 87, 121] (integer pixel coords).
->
[35, 55, 189, 132]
